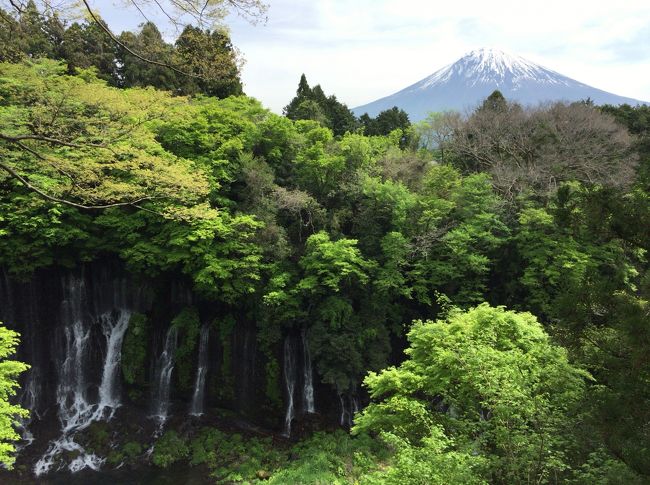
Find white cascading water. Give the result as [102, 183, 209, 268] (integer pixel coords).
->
[16, 372, 40, 450]
[339, 393, 360, 428]
[35, 276, 132, 476]
[301, 329, 315, 414]
[150, 326, 178, 424]
[339, 394, 348, 427]
[282, 337, 296, 437]
[189, 326, 210, 416]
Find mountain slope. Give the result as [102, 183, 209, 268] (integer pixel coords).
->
[353, 48, 648, 121]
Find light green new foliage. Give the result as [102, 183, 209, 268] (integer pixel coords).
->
[361, 427, 487, 485]
[0, 60, 210, 210]
[354, 304, 588, 484]
[0, 323, 29, 469]
[297, 232, 372, 294]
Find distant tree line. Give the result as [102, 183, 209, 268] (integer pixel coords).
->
[284, 74, 413, 146]
[0, 0, 243, 98]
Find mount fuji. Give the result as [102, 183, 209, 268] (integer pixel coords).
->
[352, 48, 648, 121]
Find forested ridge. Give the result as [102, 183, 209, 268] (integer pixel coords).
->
[0, 2, 649, 484]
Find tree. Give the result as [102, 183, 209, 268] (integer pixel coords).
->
[354, 304, 587, 484]
[1, 0, 265, 94]
[61, 20, 116, 81]
[117, 22, 178, 91]
[0, 323, 29, 469]
[173, 26, 243, 97]
[284, 74, 357, 136]
[359, 107, 413, 149]
[0, 0, 264, 212]
[360, 107, 410, 136]
[0, 60, 209, 211]
[13, 0, 58, 59]
[415, 111, 460, 163]
[451, 94, 637, 197]
[477, 89, 507, 113]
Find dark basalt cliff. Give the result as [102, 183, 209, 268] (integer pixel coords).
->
[0, 261, 359, 476]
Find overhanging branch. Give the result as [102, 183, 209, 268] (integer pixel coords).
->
[0, 159, 155, 210]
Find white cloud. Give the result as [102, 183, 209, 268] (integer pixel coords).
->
[224, 0, 650, 112]
[101, 0, 650, 112]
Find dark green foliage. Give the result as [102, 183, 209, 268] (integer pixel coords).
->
[189, 428, 284, 482]
[477, 89, 508, 112]
[359, 107, 413, 148]
[266, 430, 385, 484]
[173, 26, 243, 98]
[12, 1, 61, 60]
[156, 427, 385, 483]
[116, 22, 177, 91]
[284, 74, 358, 136]
[0, 5, 242, 98]
[61, 20, 115, 81]
[107, 441, 143, 466]
[152, 430, 190, 468]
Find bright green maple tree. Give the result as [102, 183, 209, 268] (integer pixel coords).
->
[354, 304, 588, 484]
[0, 323, 28, 469]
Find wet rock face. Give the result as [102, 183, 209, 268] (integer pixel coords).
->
[0, 260, 357, 475]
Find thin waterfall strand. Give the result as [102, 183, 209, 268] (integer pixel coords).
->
[282, 337, 296, 437]
[189, 326, 210, 416]
[301, 329, 315, 414]
[150, 326, 179, 423]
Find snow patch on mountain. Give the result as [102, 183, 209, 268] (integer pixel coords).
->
[353, 48, 647, 121]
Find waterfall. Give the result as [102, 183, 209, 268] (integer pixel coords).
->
[96, 311, 130, 409]
[16, 372, 39, 450]
[282, 337, 297, 437]
[339, 393, 360, 428]
[189, 326, 210, 416]
[339, 394, 348, 427]
[301, 329, 315, 414]
[34, 276, 132, 476]
[150, 326, 178, 423]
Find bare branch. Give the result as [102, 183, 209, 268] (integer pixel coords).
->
[7, 0, 25, 13]
[0, 132, 107, 149]
[0, 159, 155, 210]
[81, 0, 202, 79]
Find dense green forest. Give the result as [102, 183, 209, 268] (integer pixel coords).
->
[0, 2, 649, 484]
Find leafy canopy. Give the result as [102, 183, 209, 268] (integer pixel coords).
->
[354, 304, 587, 484]
[0, 323, 29, 469]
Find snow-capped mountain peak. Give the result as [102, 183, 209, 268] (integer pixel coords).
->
[413, 48, 573, 92]
[353, 48, 647, 121]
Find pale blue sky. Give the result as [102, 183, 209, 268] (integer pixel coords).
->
[102, 0, 650, 113]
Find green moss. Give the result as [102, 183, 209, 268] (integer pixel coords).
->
[106, 450, 123, 466]
[85, 422, 110, 454]
[121, 313, 149, 386]
[171, 307, 201, 392]
[216, 315, 235, 400]
[152, 431, 189, 468]
[123, 441, 143, 459]
[265, 357, 282, 410]
[107, 440, 144, 466]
